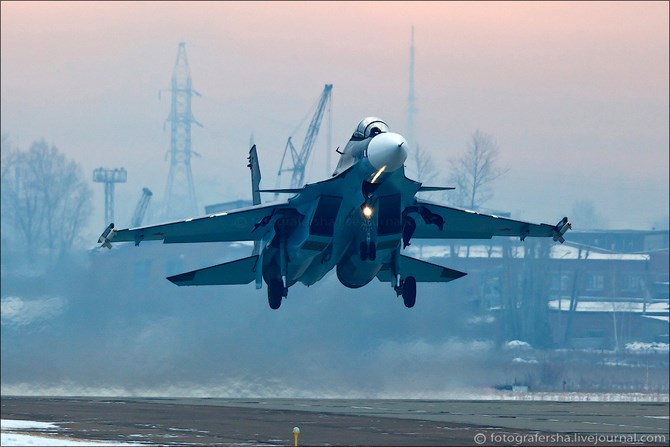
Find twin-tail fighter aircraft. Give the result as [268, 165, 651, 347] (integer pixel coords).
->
[99, 117, 571, 309]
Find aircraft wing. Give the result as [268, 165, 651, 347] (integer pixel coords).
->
[99, 202, 294, 247]
[407, 200, 570, 242]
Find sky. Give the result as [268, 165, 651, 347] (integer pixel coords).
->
[1, 1, 668, 235]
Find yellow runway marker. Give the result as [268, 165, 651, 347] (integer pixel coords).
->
[293, 426, 300, 446]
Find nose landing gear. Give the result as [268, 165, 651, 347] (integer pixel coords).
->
[359, 241, 377, 261]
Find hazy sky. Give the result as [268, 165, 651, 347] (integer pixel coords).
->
[2, 1, 668, 235]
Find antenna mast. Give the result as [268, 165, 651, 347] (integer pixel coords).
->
[407, 26, 417, 150]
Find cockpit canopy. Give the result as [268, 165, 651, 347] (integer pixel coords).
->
[351, 117, 389, 140]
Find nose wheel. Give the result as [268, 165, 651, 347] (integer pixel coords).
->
[359, 241, 377, 261]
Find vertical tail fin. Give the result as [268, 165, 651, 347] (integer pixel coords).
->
[247, 144, 262, 257]
[248, 144, 261, 206]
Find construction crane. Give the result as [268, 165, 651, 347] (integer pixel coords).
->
[131, 187, 153, 227]
[277, 84, 332, 189]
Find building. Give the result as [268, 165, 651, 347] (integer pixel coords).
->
[410, 230, 669, 349]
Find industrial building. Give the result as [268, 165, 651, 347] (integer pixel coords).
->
[410, 229, 669, 349]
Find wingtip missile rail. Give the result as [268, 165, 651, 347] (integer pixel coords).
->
[98, 223, 116, 249]
[552, 217, 572, 243]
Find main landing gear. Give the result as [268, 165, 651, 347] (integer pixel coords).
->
[267, 278, 286, 310]
[402, 276, 416, 308]
[394, 275, 416, 308]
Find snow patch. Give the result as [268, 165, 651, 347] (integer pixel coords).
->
[1, 296, 65, 326]
[624, 342, 670, 353]
[1, 420, 59, 430]
[1, 419, 142, 446]
[1, 432, 142, 446]
[548, 299, 669, 313]
[512, 357, 538, 364]
[504, 340, 532, 350]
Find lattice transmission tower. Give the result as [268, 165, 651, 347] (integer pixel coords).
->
[162, 42, 202, 220]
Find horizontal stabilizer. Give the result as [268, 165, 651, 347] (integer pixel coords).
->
[168, 255, 258, 286]
[376, 255, 466, 283]
[418, 186, 455, 192]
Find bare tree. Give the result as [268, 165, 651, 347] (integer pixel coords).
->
[449, 130, 507, 210]
[413, 144, 442, 203]
[414, 144, 437, 184]
[1, 139, 93, 260]
[412, 145, 440, 257]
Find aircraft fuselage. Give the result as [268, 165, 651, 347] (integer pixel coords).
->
[261, 120, 414, 292]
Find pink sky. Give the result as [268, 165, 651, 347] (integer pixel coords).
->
[1, 1, 668, 231]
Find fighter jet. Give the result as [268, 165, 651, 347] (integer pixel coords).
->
[99, 117, 571, 309]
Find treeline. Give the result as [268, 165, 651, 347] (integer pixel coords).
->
[1, 135, 92, 265]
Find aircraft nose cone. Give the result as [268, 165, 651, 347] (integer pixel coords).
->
[367, 132, 408, 172]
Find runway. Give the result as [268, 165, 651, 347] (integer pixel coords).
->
[1, 396, 668, 446]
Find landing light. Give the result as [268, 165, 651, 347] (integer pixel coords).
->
[361, 204, 374, 219]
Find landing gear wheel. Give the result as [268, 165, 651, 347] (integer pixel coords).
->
[368, 241, 377, 261]
[402, 276, 416, 308]
[267, 279, 283, 309]
[360, 241, 368, 261]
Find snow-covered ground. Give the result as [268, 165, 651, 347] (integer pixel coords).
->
[1, 419, 143, 446]
[491, 392, 669, 402]
[548, 298, 669, 314]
